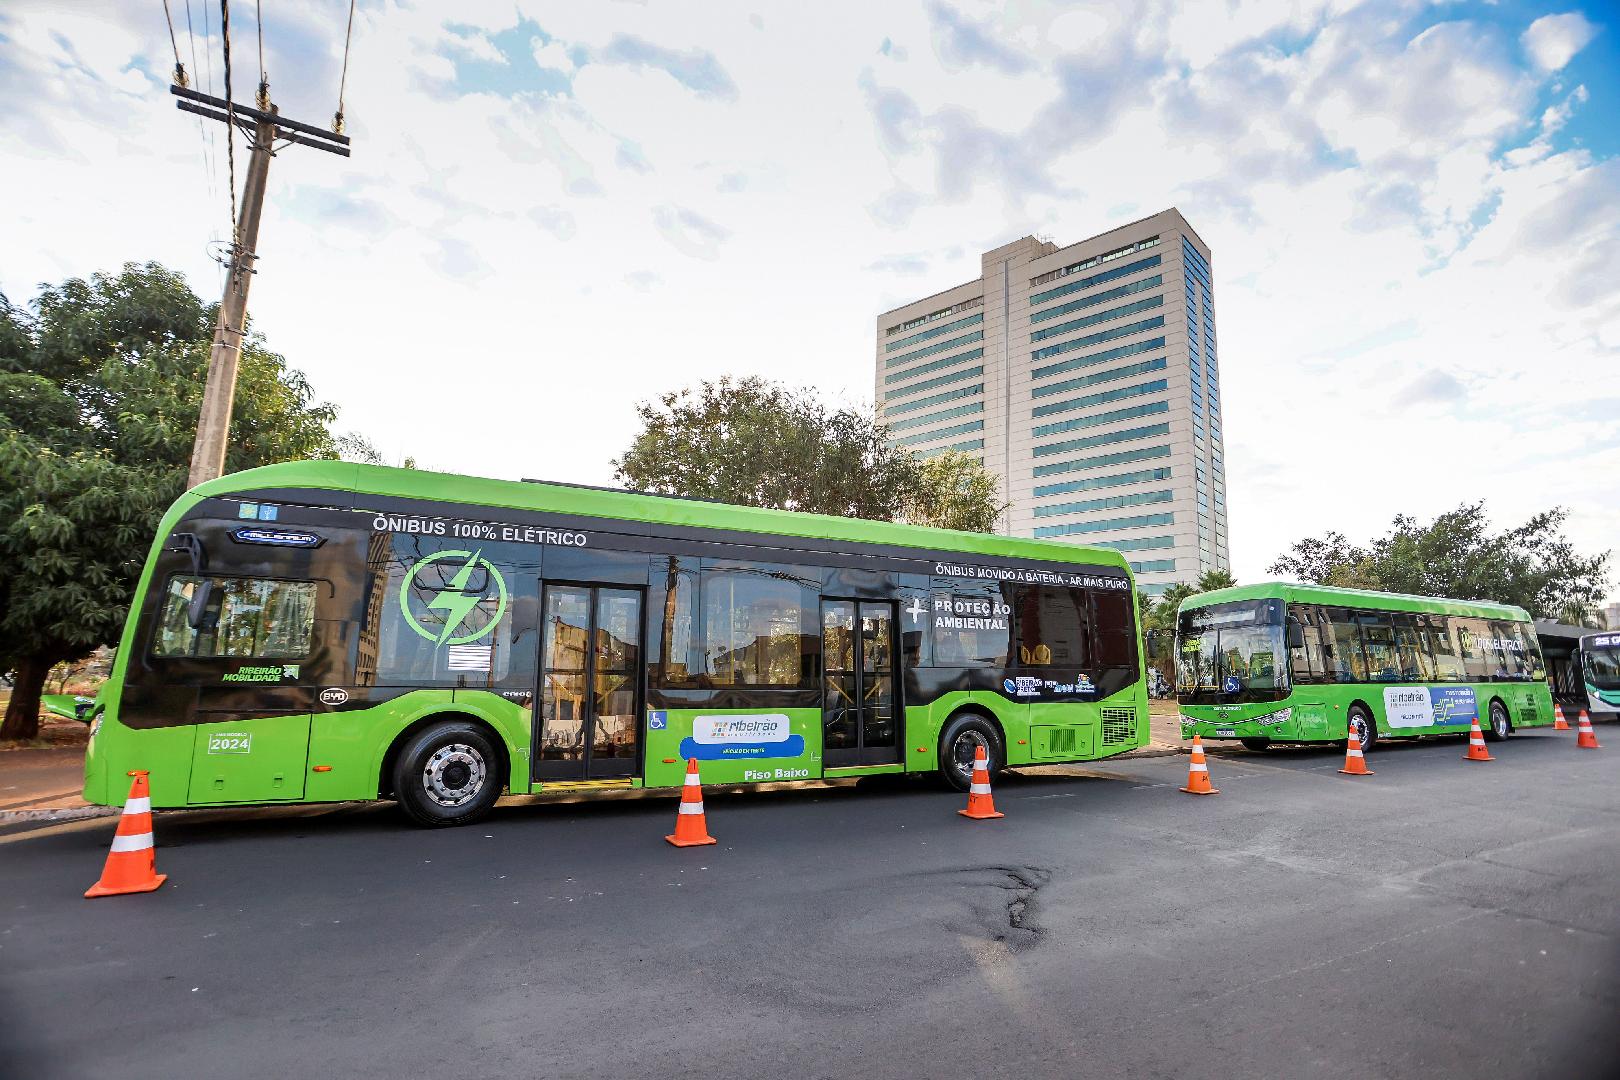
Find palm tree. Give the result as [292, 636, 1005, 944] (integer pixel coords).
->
[1194, 569, 1237, 592]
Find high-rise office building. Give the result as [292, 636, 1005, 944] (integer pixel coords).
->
[874, 208, 1228, 593]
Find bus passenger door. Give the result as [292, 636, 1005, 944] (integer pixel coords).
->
[821, 600, 901, 768]
[534, 585, 643, 782]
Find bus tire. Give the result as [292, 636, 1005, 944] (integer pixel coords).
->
[1485, 699, 1512, 741]
[393, 720, 503, 828]
[1239, 738, 1271, 752]
[937, 714, 1003, 793]
[1348, 704, 1378, 753]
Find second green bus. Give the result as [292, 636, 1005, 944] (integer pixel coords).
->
[1177, 582, 1554, 751]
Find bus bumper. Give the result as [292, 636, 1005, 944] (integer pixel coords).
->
[1180, 705, 1310, 743]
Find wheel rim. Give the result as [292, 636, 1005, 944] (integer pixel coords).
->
[1492, 705, 1509, 738]
[422, 743, 486, 808]
[1350, 714, 1371, 749]
[951, 730, 990, 783]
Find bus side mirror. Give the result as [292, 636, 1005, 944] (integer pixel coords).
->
[187, 579, 215, 630]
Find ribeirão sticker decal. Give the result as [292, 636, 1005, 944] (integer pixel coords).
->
[678, 714, 804, 761]
[1383, 686, 1478, 729]
[399, 548, 508, 646]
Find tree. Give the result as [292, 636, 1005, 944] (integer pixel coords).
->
[901, 450, 1006, 533]
[1194, 568, 1237, 593]
[1266, 502, 1611, 618]
[1556, 600, 1607, 630]
[1136, 571, 1236, 634]
[0, 263, 344, 740]
[613, 376, 1004, 529]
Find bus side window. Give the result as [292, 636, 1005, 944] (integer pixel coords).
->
[1425, 615, 1465, 681]
[1487, 620, 1534, 682]
[153, 575, 318, 659]
[1453, 617, 1493, 682]
[1089, 588, 1135, 670]
[1010, 585, 1089, 668]
[1325, 607, 1366, 683]
[1523, 625, 1547, 680]
[1391, 613, 1437, 682]
[1288, 606, 1334, 685]
[1356, 612, 1400, 682]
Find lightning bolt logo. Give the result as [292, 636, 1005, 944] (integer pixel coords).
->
[398, 548, 509, 647]
[426, 550, 488, 645]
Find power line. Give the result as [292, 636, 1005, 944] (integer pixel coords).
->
[159, 0, 188, 86]
[254, 0, 268, 109]
[334, 0, 355, 134]
[177, 0, 218, 230]
[198, 0, 221, 229]
[219, 0, 238, 248]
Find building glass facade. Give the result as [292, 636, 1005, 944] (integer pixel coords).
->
[873, 208, 1230, 595]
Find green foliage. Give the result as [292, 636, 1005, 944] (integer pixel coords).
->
[0, 262, 342, 739]
[902, 450, 1007, 533]
[1266, 502, 1611, 619]
[1137, 570, 1238, 633]
[613, 376, 1004, 530]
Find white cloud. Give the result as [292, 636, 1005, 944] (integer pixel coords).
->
[531, 40, 575, 75]
[0, 0, 1615, 600]
[1522, 12, 1598, 71]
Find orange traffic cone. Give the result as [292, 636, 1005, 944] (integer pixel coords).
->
[957, 744, 1004, 819]
[1338, 723, 1373, 776]
[1463, 717, 1493, 761]
[1552, 703, 1570, 730]
[85, 771, 167, 898]
[665, 758, 717, 847]
[1576, 710, 1601, 750]
[1179, 734, 1219, 795]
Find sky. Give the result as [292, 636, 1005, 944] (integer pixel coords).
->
[2, 0, 1617, 601]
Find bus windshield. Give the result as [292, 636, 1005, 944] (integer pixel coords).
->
[1585, 640, 1620, 691]
[1177, 599, 1287, 705]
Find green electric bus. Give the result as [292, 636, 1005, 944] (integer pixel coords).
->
[1579, 631, 1620, 721]
[1176, 582, 1555, 751]
[82, 461, 1148, 826]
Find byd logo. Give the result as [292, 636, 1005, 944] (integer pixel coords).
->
[319, 687, 350, 706]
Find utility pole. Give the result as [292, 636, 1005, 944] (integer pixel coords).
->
[172, 84, 350, 487]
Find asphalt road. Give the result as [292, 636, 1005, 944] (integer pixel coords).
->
[3, 733, 1616, 1080]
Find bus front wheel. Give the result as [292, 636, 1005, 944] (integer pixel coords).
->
[938, 714, 1003, 793]
[393, 720, 503, 827]
[1485, 699, 1512, 742]
[1348, 705, 1378, 753]
[1239, 738, 1271, 752]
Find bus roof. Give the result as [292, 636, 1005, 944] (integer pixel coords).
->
[188, 460, 1134, 574]
[1177, 580, 1532, 622]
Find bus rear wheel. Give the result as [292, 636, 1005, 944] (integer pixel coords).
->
[1348, 705, 1378, 753]
[394, 720, 502, 827]
[938, 714, 1003, 793]
[1485, 699, 1512, 742]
